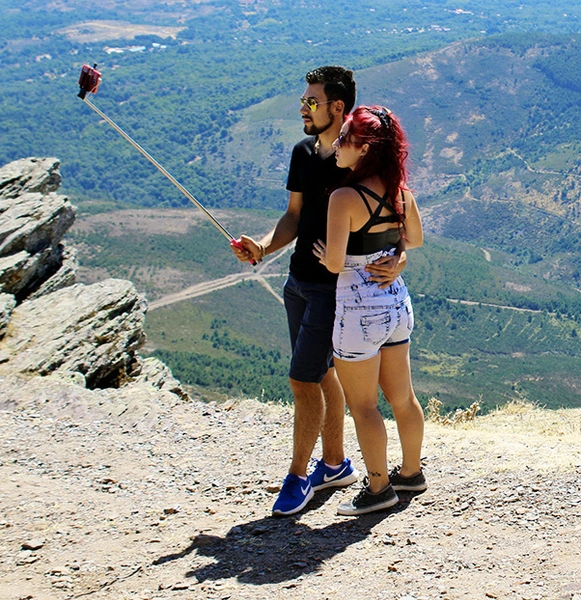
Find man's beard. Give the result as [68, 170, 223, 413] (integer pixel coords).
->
[303, 110, 334, 136]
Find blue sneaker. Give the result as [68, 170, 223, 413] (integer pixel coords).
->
[272, 474, 314, 516]
[309, 458, 359, 492]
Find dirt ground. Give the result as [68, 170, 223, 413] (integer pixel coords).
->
[1, 378, 581, 600]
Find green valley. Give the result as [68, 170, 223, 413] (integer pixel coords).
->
[3, 0, 581, 412]
[68, 208, 581, 412]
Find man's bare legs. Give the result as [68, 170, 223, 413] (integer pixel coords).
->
[288, 367, 346, 477]
[288, 379, 324, 477]
[320, 367, 347, 466]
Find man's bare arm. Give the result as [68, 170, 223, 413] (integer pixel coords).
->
[231, 192, 303, 263]
[365, 251, 407, 288]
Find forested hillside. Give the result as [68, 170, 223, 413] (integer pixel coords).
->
[3, 0, 581, 411]
[1, 0, 581, 209]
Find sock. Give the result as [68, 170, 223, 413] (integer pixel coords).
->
[324, 462, 343, 470]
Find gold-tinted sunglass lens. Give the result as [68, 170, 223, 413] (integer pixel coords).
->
[300, 97, 318, 112]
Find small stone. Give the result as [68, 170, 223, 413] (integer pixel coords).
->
[251, 526, 268, 535]
[16, 555, 39, 566]
[22, 538, 45, 551]
[171, 582, 189, 590]
[52, 581, 73, 590]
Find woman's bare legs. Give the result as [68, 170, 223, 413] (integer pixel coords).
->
[335, 339, 424, 493]
[379, 342, 424, 477]
[334, 354, 389, 493]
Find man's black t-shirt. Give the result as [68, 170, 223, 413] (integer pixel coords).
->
[286, 137, 349, 284]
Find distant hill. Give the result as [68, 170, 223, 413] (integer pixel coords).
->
[2, 1, 581, 212]
[4, 0, 581, 411]
[214, 33, 581, 287]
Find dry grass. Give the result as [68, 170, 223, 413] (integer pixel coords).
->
[487, 397, 581, 437]
[426, 396, 480, 425]
[419, 398, 581, 475]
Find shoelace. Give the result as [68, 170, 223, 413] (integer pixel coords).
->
[389, 466, 401, 479]
[351, 476, 372, 503]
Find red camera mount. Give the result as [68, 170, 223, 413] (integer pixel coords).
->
[78, 63, 101, 99]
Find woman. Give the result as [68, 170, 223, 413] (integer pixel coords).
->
[313, 105, 426, 516]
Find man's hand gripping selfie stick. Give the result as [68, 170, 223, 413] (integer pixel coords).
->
[77, 64, 255, 264]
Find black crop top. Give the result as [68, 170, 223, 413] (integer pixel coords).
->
[346, 184, 404, 255]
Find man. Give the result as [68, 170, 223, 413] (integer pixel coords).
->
[232, 66, 404, 516]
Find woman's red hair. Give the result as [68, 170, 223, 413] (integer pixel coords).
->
[341, 105, 409, 220]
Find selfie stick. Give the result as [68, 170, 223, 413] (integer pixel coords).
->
[77, 64, 255, 264]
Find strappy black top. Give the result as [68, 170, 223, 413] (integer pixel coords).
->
[346, 184, 404, 255]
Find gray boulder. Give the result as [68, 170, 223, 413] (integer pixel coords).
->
[0, 156, 189, 400]
[0, 241, 76, 300]
[0, 292, 16, 340]
[0, 157, 62, 198]
[132, 356, 191, 400]
[0, 191, 75, 260]
[0, 157, 76, 301]
[0, 373, 184, 431]
[0, 279, 147, 388]
[28, 244, 78, 299]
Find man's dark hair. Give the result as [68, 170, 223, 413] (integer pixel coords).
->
[305, 66, 356, 115]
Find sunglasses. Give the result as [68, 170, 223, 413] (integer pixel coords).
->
[334, 133, 354, 148]
[300, 96, 334, 112]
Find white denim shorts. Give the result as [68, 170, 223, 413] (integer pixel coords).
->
[333, 250, 414, 362]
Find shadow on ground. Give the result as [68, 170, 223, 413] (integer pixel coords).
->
[153, 490, 421, 585]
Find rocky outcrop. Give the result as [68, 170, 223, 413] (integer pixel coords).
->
[0, 157, 62, 198]
[27, 244, 77, 300]
[0, 157, 76, 301]
[0, 157, 188, 399]
[0, 279, 146, 388]
[132, 356, 191, 400]
[0, 292, 16, 340]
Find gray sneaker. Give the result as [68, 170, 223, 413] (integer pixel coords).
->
[389, 467, 427, 492]
[337, 478, 399, 516]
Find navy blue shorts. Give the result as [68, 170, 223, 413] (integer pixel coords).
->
[283, 274, 336, 384]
